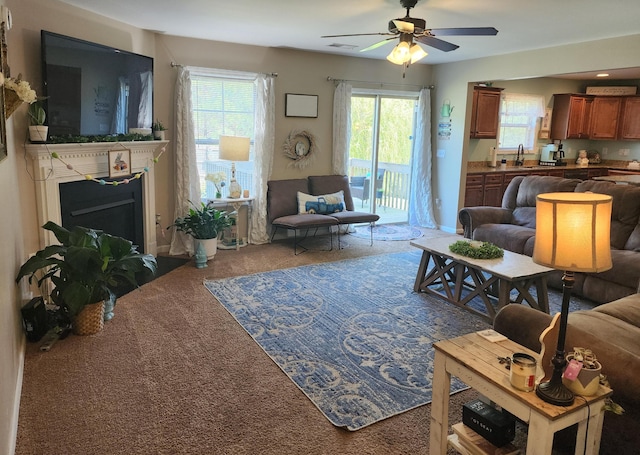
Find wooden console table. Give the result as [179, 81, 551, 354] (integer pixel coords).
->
[411, 235, 553, 322]
[431, 332, 612, 455]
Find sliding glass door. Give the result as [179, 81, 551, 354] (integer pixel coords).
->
[349, 93, 417, 224]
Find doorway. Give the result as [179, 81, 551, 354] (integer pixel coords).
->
[349, 93, 417, 224]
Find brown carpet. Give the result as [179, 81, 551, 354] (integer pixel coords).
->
[16, 229, 614, 454]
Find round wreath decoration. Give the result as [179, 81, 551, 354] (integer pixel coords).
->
[283, 129, 317, 169]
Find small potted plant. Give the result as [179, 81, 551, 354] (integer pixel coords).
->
[16, 222, 157, 335]
[28, 101, 48, 143]
[562, 347, 602, 396]
[152, 119, 167, 140]
[169, 201, 234, 263]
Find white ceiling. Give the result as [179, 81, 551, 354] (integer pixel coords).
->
[57, 0, 640, 77]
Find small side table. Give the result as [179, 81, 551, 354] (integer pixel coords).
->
[430, 332, 612, 455]
[208, 197, 254, 250]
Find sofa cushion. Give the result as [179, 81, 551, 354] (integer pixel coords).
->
[575, 180, 640, 250]
[592, 293, 640, 327]
[297, 191, 345, 214]
[308, 175, 355, 211]
[588, 249, 640, 290]
[472, 224, 535, 255]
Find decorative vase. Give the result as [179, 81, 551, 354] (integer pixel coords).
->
[29, 125, 48, 143]
[194, 241, 208, 269]
[194, 237, 218, 261]
[73, 300, 105, 336]
[562, 358, 602, 396]
[153, 130, 166, 140]
[215, 191, 222, 199]
[103, 294, 116, 322]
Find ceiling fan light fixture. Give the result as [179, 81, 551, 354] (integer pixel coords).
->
[409, 43, 427, 63]
[387, 41, 411, 65]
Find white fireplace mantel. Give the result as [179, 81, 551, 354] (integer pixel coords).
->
[24, 140, 169, 256]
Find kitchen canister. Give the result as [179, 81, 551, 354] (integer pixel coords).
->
[509, 353, 537, 392]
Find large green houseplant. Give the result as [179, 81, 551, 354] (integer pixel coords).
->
[170, 201, 234, 261]
[16, 222, 157, 335]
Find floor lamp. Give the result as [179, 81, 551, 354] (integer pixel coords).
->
[532, 192, 612, 406]
[219, 136, 250, 198]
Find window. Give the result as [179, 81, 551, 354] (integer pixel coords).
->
[497, 93, 545, 151]
[191, 75, 256, 200]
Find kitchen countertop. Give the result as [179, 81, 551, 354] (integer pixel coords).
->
[467, 161, 635, 174]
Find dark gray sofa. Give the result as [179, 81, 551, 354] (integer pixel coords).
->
[459, 175, 640, 303]
[267, 175, 379, 253]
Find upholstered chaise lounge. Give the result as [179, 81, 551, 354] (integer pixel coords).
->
[267, 175, 379, 254]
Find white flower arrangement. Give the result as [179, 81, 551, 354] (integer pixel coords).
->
[1, 72, 39, 119]
[205, 171, 227, 196]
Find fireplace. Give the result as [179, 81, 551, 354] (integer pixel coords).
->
[60, 177, 145, 251]
[25, 141, 167, 255]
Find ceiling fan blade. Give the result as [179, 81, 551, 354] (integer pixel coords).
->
[392, 19, 414, 34]
[360, 37, 397, 53]
[321, 32, 395, 38]
[429, 27, 498, 36]
[416, 35, 459, 52]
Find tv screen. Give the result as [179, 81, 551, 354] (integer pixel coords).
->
[41, 30, 154, 137]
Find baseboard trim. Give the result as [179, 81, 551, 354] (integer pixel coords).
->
[8, 335, 25, 455]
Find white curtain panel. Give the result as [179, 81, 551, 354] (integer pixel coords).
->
[169, 67, 201, 256]
[249, 74, 276, 244]
[332, 82, 352, 175]
[409, 88, 437, 228]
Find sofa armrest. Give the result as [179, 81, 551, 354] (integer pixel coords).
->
[458, 206, 513, 239]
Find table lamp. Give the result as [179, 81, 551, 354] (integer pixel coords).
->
[532, 192, 612, 406]
[219, 136, 250, 198]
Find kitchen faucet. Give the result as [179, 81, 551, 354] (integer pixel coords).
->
[515, 144, 524, 166]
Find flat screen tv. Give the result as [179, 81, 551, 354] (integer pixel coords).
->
[41, 30, 154, 138]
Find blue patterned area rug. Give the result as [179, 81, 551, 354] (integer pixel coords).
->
[204, 251, 489, 430]
[350, 223, 424, 241]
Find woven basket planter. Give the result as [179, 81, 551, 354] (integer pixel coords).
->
[73, 301, 105, 336]
[4, 88, 24, 120]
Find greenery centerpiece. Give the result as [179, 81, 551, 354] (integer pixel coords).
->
[449, 240, 504, 259]
[16, 222, 157, 335]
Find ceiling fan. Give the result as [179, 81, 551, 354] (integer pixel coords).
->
[322, 0, 498, 68]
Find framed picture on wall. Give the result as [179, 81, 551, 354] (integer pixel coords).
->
[108, 149, 131, 178]
[285, 93, 318, 118]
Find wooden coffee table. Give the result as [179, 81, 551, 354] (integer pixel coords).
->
[411, 234, 554, 322]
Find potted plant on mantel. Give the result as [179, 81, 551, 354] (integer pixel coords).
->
[170, 201, 234, 265]
[16, 222, 157, 335]
[152, 119, 167, 140]
[27, 101, 48, 143]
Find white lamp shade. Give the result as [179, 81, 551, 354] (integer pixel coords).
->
[533, 192, 613, 273]
[219, 136, 250, 162]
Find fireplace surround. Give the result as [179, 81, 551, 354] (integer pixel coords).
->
[25, 140, 168, 256]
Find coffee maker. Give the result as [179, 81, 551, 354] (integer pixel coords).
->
[538, 143, 557, 166]
[553, 141, 567, 166]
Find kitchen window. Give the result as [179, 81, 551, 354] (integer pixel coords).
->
[497, 93, 545, 152]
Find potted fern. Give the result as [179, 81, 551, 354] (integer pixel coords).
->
[16, 222, 157, 335]
[28, 101, 48, 143]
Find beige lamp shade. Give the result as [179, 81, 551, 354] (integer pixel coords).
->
[533, 192, 613, 273]
[219, 136, 250, 162]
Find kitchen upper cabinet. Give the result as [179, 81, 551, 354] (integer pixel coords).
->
[619, 96, 640, 140]
[469, 86, 503, 139]
[590, 96, 623, 139]
[550, 94, 593, 140]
